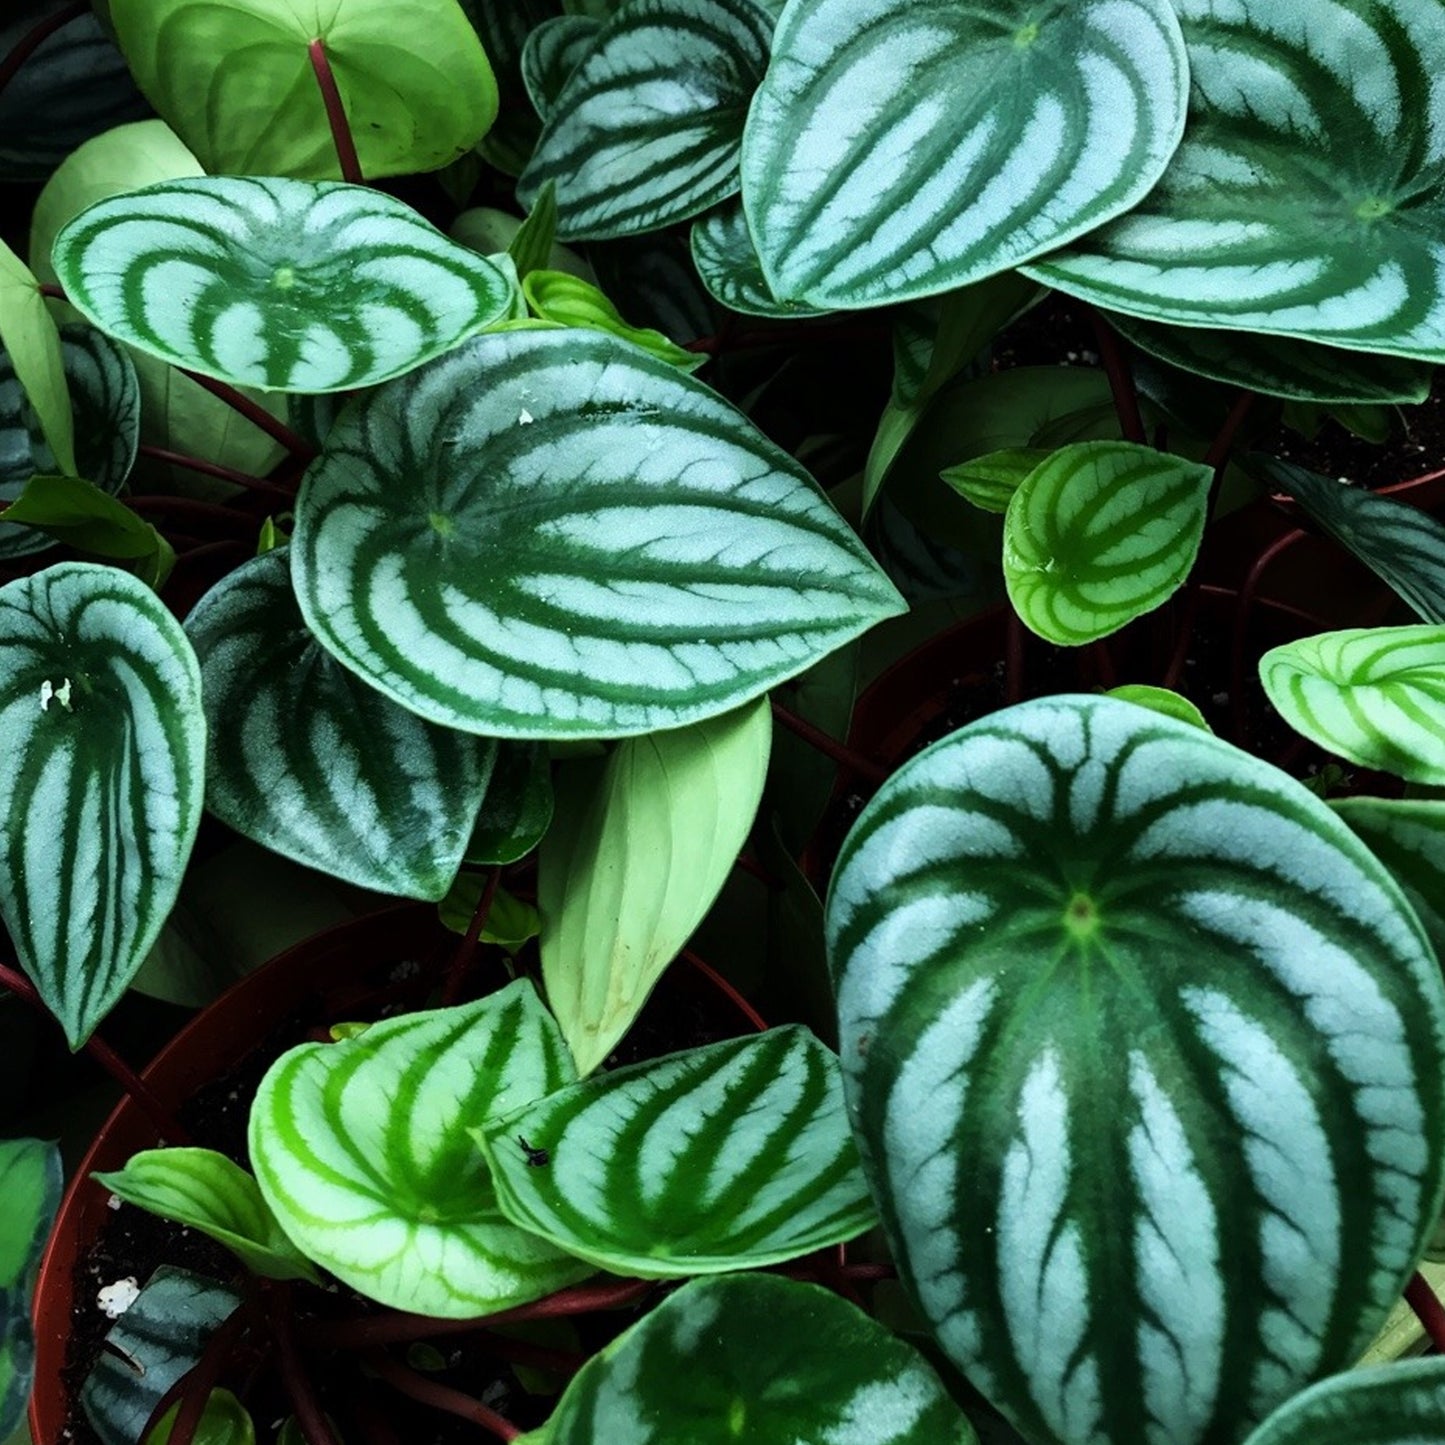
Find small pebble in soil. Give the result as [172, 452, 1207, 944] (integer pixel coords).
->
[97, 1277, 140, 1319]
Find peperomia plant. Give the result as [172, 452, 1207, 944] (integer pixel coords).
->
[0, 0, 1443, 1443]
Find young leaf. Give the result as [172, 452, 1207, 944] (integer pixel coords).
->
[542, 1274, 976, 1445]
[0, 1138, 61, 1440]
[1003, 440, 1213, 645]
[1031, 0, 1445, 361]
[539, 698, 771, 1075]
[941, 447, 1048, 515]
[52, 177, 515, 393]
[467, 742, 555, 865]
[826, 695, 1445, 1445]
[0, 563, 205, 1046]
[5, 476, 173, 587]
[520, 14, 602, 119]
[249, 984, 592, 1318]
[439, 876, 541, 950]
[742, 0, 1188, 309]
[1260, 626, 1445, 783]
[509, 181, 560, 282]
[1240, 1357, 1445, 1445]
[94, 1148, 318, 1284]
[0, 238, 74, 476]
[1104, 682, 1211, 731]
[1331, 798, 1445, 957]
[185, 549, 497, 901]
[478, 1026, 873, 1275]
[146, 1389, 255, 1445]
[522, 269, 703, 370]
[518, 0, 774, 238]
[689, 202, 829, 319]
[291, 327, 904, 738]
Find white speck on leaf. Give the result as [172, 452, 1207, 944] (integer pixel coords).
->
[518, 409, 534, 425]
[40, 677, 73, 712]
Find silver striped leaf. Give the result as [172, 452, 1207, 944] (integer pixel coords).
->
[520, 14, 602, 120]
[1254, 456, 1445, 624]
[478, 1026, 874, 1275]
[51, 177, 515, 393]
[185, 549, 497, 901]
[467, 741, 554, 865]
[690, 202, 829, 318]
[517, 0, 775, 240]
[740, 0, 1188, 310]
[1260, 626, 1445, 784]
[0, 1138, 61, 1440]
[541, 1273, 976, 1445]
[1332, 798, 1445, 959]
[1241, 1357, 1445, 1445]
[1030, 0, 1445, 361]
[460, 0, 563, 175]
[826, 694, 1445, 1445]
[291, 327, 903, 739]
[249, 983, 592, 1318]
[0, 563, 204, 1046]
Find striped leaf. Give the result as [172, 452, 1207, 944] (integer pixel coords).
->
[1260, 626, 1445, 783]
[0, 563, 205, 1046]
[521, 14, 601, 119]
[186, 549, 497, 901]
[541, 1273, 976, 1445]
[467, 742, 554, 865]
[1242, 1358, 1445, 1445]
[522, 270, 704, 370]
[539, 699, 771, 1075]
[478, 1026, 873, 1274]
[741, 0, 1188, 310]
[1003, 441, 1213, 645]
[292, 327, 903, 738]
[1254, 456, 1445, 624]
[51, 177, 515, 394]
[942, 448, 1047, 516]
[517, 0, 775, 239]
[1030, 0, 1445, 361]
[461, 0, 562, 175]
[0, 238, 74, 478]
[1332, 798, 1445, 958]
[690, 202, 828, 319]
[826, 694, 1445, 1445]
[249, 983, 592, 1317]
[0, 1137, 61, 1440]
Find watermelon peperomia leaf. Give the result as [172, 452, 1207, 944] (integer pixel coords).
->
[1104, 683, 1212, 732]
[826, 694, 1445, 1445]
[689, 201, 830, 319]
[467, 741, 555, 865]
[520, 14, 602, 121]
[941, 447, 1048, 516]
[1332, 797, 1445, 958]
[1240, 1357, 1445, 1445]
[0, 1137, 62, 1440]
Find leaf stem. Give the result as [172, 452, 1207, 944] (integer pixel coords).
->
[733, 851, 784, 890]
[364, 1352, 521, 1443]
[138, 1294, 255, 1445]
[1229, 528, 1306, 744]
[1088, 310, 1147, 446]
[1405, 1272, 1445, 1354]
[272, 1283, 344, 1445]
[681, 949, 768, 1032]
[137, 445, 295, 501]
[127, 494, 256, 529]
[441, 865, 502, 1006]
[769, 699, 889, 788]
[0, 0, 86, 105]
[307, 37, 364, 185]
[182, 370, 318, 462]
[1203, 391, 1257, 475]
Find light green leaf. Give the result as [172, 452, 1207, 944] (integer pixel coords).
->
[478, 1026, 873, 1274]
[1241, 1357, 1445, 1445]
[523, 269, 703, 370]
[520, 14, 601, 120]
[0, 564, 205, 1046]
[5, 475, 173, 587]
[0, 239, 74, 477]
[510, 181, 560, 282]
[689, 202, 829, 319]
[941, 448, 1048, 515]
[1332, 797, 1445, 960]
[1004, 440, 1214, 645]
[291, 327, 904, 738]
[826, 694, 1445, 1445]
[440, 876, 541, 950]
[0, 1138, 61, 1440]
[109, 0, 498, 180]
[1261, 626, 1445, 783]
[146, 1389, 255, 1445]
[539, 698, 771, 1075]
[1104, 683, 1211, 731]
[468, 742, 555, 865]
[249, 984, 592, 1317]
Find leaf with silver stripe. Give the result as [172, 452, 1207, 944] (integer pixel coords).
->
[741, 0, 1188, 310]
[1241, 1357, 1445, 1445]
[51, 177, 515, 393]
[250, 983, 592, 1318]
[1030, 0, 1445, 361]
[479, 1026, 873, 1275]
[461, 0, 563, 174]
[521, 14, 602, 119]
[690, 201, 829, 318]
[1332, 798, 1445, 959]
[467, 741, 554, 866]
[518, 0, 775, 239]
[826, 694, 1445, 1445]
[0, 563, 204, 1046]
[186, 549, 496, 901]
[292, 327, 903, 739]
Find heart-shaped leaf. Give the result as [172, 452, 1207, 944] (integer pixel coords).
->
[0, 1137, 61, 1439]
[539, 698, 771, 1074]
[1, 238, 74, 477]
[1031, 0, 1445, 360]
[518, 0, 774, 239]
[467, 742, 554, 865]
[109, 0, 497, 180]
[1003, 441, 1214, 645]
[520, 14, 601, 119]
[478, 1026, 873, 1274]
[742, 0, 1188, 309]
[185, 549, 497, 901]
[1261, 626, 1445, 783]
[689, 202, 829, 318]
[826, 695, 1445, 1445]
[249, 984, 592, 1317]
[1241, 1357, 1445, 1445]
[291, 326, 903, 738]
[1332, 798, 1445, 958]
[0, 563, 205, 1045]
[52, 177, 515, 394]
[541, 1273, 976, 1444]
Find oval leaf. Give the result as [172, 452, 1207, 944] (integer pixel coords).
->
[690, 201, 829, 318]
[0, 1138, 61, 1440]
[742, 0, 1188, 309]
[826, 694, 1445, 1445]
[1242, 1357, 1445, 1445]
[521, 14, 601, 119]
[468, 742, 555, 865]
[52, 177, 515, 394]
[292, 327, 903, 738]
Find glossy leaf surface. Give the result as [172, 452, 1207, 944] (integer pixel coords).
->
[1332, 798, 1445, 959]
[1241, 1357, 1445, 1445]
[521, 14, 601, 118]
[826, 695, 1445, 1445]
[690, 201, 828, 318]
[0, 1138, 61, 1439]
[1104, 683, 1211, 732]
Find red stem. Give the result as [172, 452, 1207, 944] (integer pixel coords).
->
[127, 494, 254, 528]
[1230, 528, 1306, 743]
[139, 1296, 254, 1445]
[441, 866, 502, 1006]
[365, 1353, 520, 1442]
[138, 444, 294, 501]
[307, 37, 363, 184]
[734, 851, 784, 890]
[1406, 1272, 1445, 1353]
[272, 1284, 343, 1445]
[1381, 462, 1445, 499]
[183, 371, 317, 461]
[1203, 391, 1257, 475]
[0, 1, 86, 104]
[682, 949, 768, 1032]
[1089, 311, 1147, 445]
[38, 281, 68, 302]
[770, 699, 889, 788]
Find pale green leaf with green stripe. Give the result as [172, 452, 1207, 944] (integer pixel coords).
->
[540, 699, 770, 1075]
[146, 1389, 254, 1445]
[94, 1148, 317, 1283]
[541, 1273, 976, 1445]
[292, 327, 903, 739]
[741, 0, 1188, 310]
[249, 983, 592, 1318]
[1030, 0, 1445, 361]
[1242, 1357, 1445, 1445]
[942, 448, 1047, 515]
[478, 1026, 872, 1274]
[0, 239, 74, 477]
[186, 549, 497, 901]
[1003, 441, 1213, 645]
[52, 177, 515, 394]
[826, 694, 1445, 1445]
[1104, 683, 1212, 732]
[1332, 797, 1445, 959]
[521, 14, 601, 119]
[689, 202, 829, 319]
[523, 270, 703, 370]
[518, 0, 775, 239]
[0, 563, 205, 1046]
[0, 1138, 61, 1440]
[1261, 627, 1445, 783]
